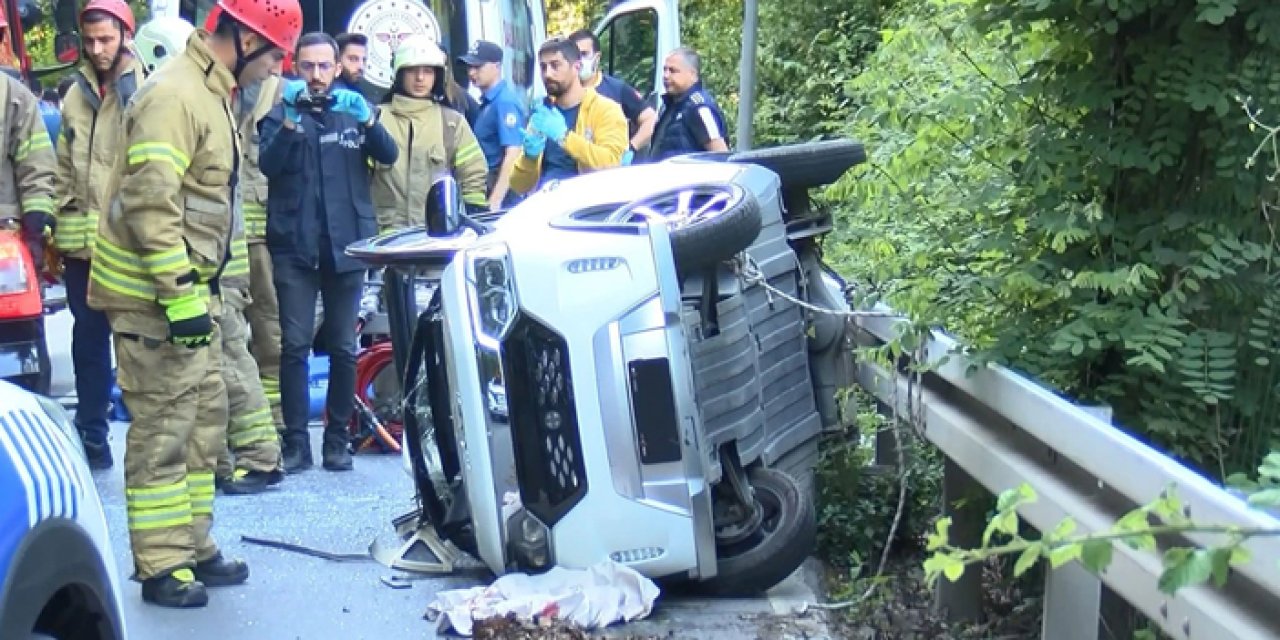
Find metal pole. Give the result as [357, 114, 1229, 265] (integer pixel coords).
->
[736, 0, 759, 152]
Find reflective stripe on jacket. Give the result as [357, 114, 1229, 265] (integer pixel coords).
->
[54, 56, 147, 258]
[371, 94, 488, 232]
[87, 31, 240, 316]
[239, 75, 279, 244]
[0, 74, 56, 223]
[510, 88, 627, 195]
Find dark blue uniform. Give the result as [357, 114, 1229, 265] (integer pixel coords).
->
[590, 73, 648, 138]
[473, 79, 526, 174]
[645, 81, 727, 162]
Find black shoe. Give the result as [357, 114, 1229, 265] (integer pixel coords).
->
[82, 438, 113, 470]
[322, 438, 353, 471]
[281, 437, 312, 474]
[220, 469, 277, 495]
[141, 568, 208, 608]
[193, 553, 249, 587]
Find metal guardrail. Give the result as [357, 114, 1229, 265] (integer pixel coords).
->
[849, 309, 1280, 640]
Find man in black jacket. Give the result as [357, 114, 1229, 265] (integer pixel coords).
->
[259, 31, 398, 473]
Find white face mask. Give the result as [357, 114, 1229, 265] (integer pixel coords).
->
[578, 54, 597, 82]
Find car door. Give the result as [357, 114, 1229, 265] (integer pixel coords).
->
[593, 0, 680, 111]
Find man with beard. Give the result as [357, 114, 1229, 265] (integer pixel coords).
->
[510, 38, 627, 195]
[54, 0, 146, 470]
[87, 0, 303, 607]
[333, 32, 367, 101]
[259, 32, 397, 474]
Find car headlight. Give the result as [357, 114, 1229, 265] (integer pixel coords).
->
[34, 394, 86, 460]
[465, 242, 517, 350]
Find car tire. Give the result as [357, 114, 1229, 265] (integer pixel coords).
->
[728, 139, 867, 192]
[701, 466, 816, 596]
[668, 187, 762, 275]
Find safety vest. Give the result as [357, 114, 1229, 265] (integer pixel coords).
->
[87, 31, 239, 315]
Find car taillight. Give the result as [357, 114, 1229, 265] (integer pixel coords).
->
[0, 231, 42, 319]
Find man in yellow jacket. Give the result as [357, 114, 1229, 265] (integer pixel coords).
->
[510, 38, 627, 195]
[86, 0, 302, 608]
[54, 0, 147, 470]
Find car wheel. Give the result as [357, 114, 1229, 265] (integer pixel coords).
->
[728, 139, 867, 192]
[702, 466, 816, 596]
[606, 183, 763, 275]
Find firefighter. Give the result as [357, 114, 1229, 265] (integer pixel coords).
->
[371, 34, 488, 232]
[136, 15, 286, 496]
[53, 0, 146, 470]
[86, 0, 302, 608]
[0, 12, 56, 298]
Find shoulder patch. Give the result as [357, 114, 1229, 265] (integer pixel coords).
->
[504, 112, 517, 127]
[690, 92, 705, 105]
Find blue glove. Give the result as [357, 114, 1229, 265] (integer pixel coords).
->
[332, 89, 372, 123]
[522, 129, 546, 158]
[281, 80, 305, 124]
[530, 104, 569, 143]
[622, 148, 635, 166]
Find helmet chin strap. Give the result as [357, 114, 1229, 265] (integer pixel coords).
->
[227, 21, 273, 80]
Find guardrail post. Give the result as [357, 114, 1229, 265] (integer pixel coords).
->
[933, 458, 985, 623]
[1042, 561, 1102, 640]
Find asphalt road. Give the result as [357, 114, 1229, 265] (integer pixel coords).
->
[47, 303, 833, 639]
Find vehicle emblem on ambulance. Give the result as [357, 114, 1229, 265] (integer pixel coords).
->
[348, 0, 443, 89]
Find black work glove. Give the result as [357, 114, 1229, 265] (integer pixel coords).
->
[20, 211, 51, 271]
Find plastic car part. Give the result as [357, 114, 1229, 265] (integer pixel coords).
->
[604, 183, 763, 275]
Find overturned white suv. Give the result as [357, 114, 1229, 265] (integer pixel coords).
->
[348, 140, 865, 594]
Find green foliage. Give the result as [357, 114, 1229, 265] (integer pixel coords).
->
[926, 479, 1279, 598]
[827, 0, 1280, 480]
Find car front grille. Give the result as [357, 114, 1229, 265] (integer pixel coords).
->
[502, 316, 587, 527]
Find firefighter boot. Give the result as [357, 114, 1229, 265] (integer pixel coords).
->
[141, 568, 209, 608]
[193, 552, 250, 587]
[281, 433, 312, 474]
[321, 426, 353, 471]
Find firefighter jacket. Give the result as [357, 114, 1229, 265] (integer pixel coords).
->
[87, 32, 239, 329]
[510, 88, 627, 195]
[370, 94, 488, 232]
[0, 73, 56, 224]
[238, 75, 280, 245]
[54, 54, 148, 259]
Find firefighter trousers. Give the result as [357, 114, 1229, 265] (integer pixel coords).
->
[215, 286, 281, 478]
[244, 242, 283, 431]
[109, 309, 226, 580]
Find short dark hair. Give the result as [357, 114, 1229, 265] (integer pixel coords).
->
[538, 38, 580, 64]
[336, 32, 367, 53]
[295, 32, 339, 59]
[567, 29, 600, 55]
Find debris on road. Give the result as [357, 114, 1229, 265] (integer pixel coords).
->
[472, 614, 673, 639]
[241, 535, 374, 562]
[427, 560, 660, 636]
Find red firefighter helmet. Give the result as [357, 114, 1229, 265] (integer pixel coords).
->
[80, 0, 136, 35]
[214, 0, 303, 53]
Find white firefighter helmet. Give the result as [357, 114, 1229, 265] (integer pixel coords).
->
[392, 34, 446, 74]
[134, 16, 195, 73]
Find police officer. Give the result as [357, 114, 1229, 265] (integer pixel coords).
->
[461, 40, 526, 210]
[86, 0, 302, 608]
[54, 0, 146, 470]
[644, 47, 729, 162]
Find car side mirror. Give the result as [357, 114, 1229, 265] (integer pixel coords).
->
[425, 175, 465, 237]
[54, 33, 81, 64]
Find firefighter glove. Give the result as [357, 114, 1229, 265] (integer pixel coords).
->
[20, 212, 52, 271]
[530, 104, 568, 144]
[332, 89, 371, 123]
[164, 295, 213, 348]
[522, 129, 546, 158]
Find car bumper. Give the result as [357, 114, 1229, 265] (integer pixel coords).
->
[440, 223, 717, 580]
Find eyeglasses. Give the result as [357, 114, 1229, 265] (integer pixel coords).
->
[297, 61, 335, 74]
